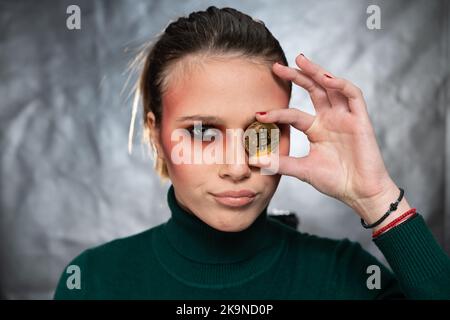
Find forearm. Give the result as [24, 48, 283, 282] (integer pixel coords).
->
[373, 214, 450, 299]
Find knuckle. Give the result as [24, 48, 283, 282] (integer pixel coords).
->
[354, 86, 363, 96]
[312, 88, 328, 99]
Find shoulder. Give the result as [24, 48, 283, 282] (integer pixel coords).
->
[53, 223, 164, 299]
[267, 216, 362, 256]
[268, 216, 390, 271]
[267, 218, 401, 298]
[76, 223, 168, 273]
[84, 223, 163, 261]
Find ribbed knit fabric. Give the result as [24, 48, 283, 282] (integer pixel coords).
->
[54, 184, 450, 299]
[374, 214, 450, 299]
[155, 187, 285, 288]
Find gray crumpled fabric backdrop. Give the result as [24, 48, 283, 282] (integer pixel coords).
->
[0, 0, 448, 299]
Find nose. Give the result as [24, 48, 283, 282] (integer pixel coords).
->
[219, 161, 251, 182]
[218, 130, 251, 181]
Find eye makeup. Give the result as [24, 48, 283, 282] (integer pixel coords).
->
[185, 122, 220, 141]
[181, 117, 280, 156]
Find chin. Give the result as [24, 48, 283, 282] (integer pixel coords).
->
[211, 214, 255, 232]
[215, 224, 247, 232]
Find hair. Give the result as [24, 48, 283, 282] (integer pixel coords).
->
[128, 6, 292, 182]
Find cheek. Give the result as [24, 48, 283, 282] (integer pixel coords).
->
[160, 127, 209, 179]
[159, 122, 289, 183]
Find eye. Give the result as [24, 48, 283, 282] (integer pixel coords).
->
[186, 124, 221, 141]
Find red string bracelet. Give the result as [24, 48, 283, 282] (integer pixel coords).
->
[372, 208, 417, 239]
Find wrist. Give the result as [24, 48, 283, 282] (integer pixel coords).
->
[368, 195, 412, 233]
[372, 207, 416, 238]
[349, 180, 412, 232]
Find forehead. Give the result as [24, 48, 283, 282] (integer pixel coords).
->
[161, 56, 289, 123]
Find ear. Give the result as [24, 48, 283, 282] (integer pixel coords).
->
[146, 111, 165, 160]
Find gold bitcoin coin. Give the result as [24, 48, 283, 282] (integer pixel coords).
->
[243, 121, 279, 157]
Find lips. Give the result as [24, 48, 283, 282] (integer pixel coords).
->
[212, 190, 257, 198]
[211, 190, 257, 207]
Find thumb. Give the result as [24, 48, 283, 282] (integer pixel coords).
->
[249, 153, 312, 182]
[277, 155, 313, 183]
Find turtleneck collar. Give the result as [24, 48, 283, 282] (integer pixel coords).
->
[164, 184, 272, 264]
[151, 184, 287, 288]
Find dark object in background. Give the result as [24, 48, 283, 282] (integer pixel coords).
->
[268, 209, 300, 229]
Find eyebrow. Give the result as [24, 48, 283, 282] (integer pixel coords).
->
[176, 114, 256, 127]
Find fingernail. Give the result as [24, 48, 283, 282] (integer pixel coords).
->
[299, 53, 307, 59]
[324, 73, 334, 79]
[256, 111, 267, 115]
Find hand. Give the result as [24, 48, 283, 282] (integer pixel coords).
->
[253, 53, 410, 225]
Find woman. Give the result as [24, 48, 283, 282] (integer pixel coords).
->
[54, 6, 450, 299]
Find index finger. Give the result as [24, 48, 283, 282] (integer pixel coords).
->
[256, 108, 315, 133]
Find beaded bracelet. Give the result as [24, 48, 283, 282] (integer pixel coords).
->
[372, 208, 417, 238]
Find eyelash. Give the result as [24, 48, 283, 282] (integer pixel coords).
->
[186, 123, 220, 140]
[185, 122, 285, 140]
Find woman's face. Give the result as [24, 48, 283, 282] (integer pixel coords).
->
[149, 56, 290, 232]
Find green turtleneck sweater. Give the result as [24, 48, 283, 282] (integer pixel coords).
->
[54, 185, 450, 299]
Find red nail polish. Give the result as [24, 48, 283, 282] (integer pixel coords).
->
[324, 73, 334, 79]
[256, 112, 267, 115]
